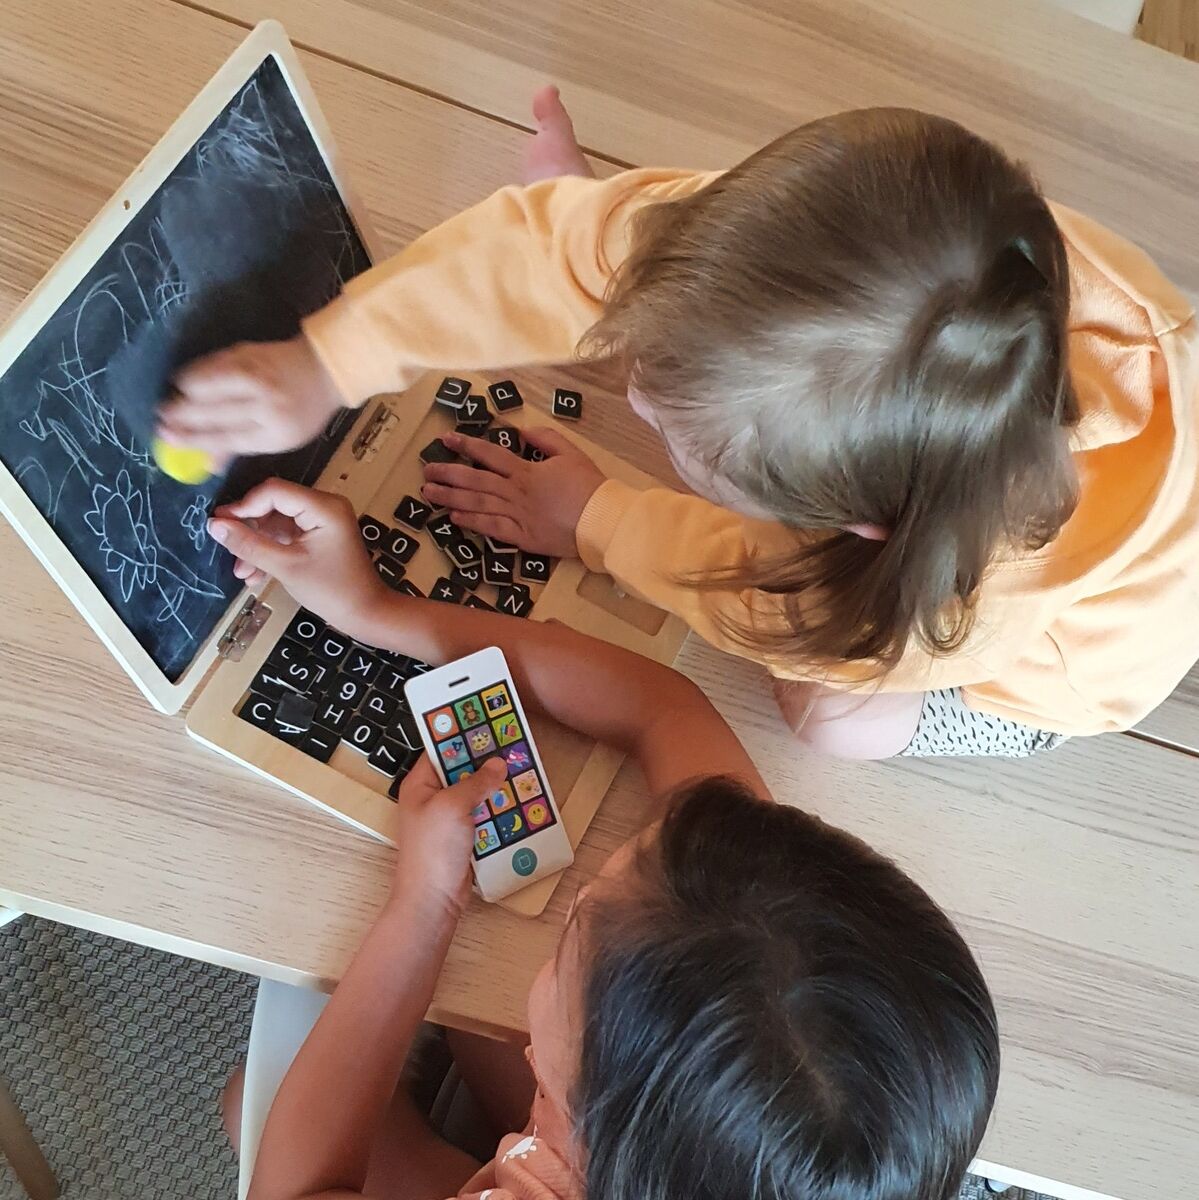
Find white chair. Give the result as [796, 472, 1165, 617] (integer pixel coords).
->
[236, 979, 329, 1200]
[235, 981, 491, 1197]
[1049, 0, 1143, 35]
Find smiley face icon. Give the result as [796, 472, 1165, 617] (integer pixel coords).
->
[522, 800, 551, 830]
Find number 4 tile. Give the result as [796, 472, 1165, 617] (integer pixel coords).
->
[483, 546, 516, 586]
[459, 394, 491, 426]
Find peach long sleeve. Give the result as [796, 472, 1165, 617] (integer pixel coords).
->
[303, 169, 1199, 736]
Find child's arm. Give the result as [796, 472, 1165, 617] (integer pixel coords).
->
[208, 479, 768, 800]
[421, 434, 1005, 695]
[248, 757, 506, 1200]
[157, 169, 718, 460]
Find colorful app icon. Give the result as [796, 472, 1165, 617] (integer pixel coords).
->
[448, 763, 476, 784]
[481, 684, 512, 717]
[470, 800, 491, 825]
[502, 741, 533, 774]
[466, 723, 497, 759]
[494, 807, 526, 845]
[522, 799, 552, 830]
[438, 735, 470, 771]
[523, 801, 554, 830]
[512, 768, 543, 803]
[487, 782, 517, 815]
[492, 712, 522, 746]
[427, 706, 458, 738]
[474, 821, 501, 857]
[454, 696, 486, 730]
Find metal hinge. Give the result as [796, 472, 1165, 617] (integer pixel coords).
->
[352, 401, 399, 461]
[218, 595, 272, 661]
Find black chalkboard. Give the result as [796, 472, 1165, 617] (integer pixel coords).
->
[0, 56, 372, 682]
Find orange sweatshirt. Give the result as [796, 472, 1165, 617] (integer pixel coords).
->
[303, 169, 1199, 736]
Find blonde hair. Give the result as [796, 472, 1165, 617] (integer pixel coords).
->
[583, 108, 1079, 671]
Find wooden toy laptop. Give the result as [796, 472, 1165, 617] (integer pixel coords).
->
[0, 21, 684, 917]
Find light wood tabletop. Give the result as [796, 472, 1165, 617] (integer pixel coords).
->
[1, 2, 1197, 1199]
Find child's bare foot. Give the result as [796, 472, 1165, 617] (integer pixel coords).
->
[522, 86, 594, 183]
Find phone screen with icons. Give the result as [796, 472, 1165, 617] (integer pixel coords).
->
[421, 680, 558, 859]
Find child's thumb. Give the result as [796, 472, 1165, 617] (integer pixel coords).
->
[207, 516, 288, 574]
[446, 757, 508, 813]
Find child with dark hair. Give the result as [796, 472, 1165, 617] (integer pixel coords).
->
[164, 93, 1199, 761]
[210, 480, 998, 1200]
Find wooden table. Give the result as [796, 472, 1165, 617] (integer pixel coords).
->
[1, 2, 1197, 1198]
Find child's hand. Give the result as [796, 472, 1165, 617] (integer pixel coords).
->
[389, 755, 509, 916]
[156, 335, 344, 462]
[207, 478, 388, 635]
[421, 427, 606, 558]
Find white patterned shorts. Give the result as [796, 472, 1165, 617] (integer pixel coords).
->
[901, 687, 1070, 758]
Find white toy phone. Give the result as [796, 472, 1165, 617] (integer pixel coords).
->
[404, 647, 574, 901]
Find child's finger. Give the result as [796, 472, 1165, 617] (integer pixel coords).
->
[219, 479, 347, 531]
[520, 425, 578, 456]
[442, 432, 520, 477]
[170, 350, 255, 403]
[155, 421, 256, 452]
[422, 482, 514, 517]
[450, 511, 525, 546]
[395, 753, 441, 804]
[156, 397, 257, 432]
[422, 462, 512, 498]
[206, 515, 292, 574]
[433, 756, 507, 815]
[232, 560, 268, 590]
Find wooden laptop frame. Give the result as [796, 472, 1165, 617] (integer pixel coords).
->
[0, 21, 382, 713]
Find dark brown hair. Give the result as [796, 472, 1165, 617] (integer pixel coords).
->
[574, 776, 999, 1200]
[583, 108, 1079, 671]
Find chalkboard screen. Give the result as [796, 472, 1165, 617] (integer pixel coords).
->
[0, 55, 372, 682]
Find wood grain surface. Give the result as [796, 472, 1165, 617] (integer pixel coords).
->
[189, 0, 1199, 296]
[1, 1, 1197, 1196]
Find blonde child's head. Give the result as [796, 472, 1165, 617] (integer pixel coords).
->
[585, 108, 1079, 670]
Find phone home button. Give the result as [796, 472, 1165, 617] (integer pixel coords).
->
[511, 848, 538, 877]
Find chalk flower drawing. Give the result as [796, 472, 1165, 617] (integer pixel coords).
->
[84, 470, 158, 603]
[84, 469, 223, 624]
[182, 493, 212, 552]
[2, 61, 366, 677]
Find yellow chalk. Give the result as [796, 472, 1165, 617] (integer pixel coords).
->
[152, 438, 215, 485]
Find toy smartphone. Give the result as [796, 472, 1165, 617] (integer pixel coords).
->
[404, 647, 573, 901]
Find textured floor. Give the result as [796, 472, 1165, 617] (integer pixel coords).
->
[0, 917, 255, 1200]
[0, 915, 1051, 1200]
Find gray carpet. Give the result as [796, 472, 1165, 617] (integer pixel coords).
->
[0, 917, 254, 1199]
[1, 916, 1043, 1200]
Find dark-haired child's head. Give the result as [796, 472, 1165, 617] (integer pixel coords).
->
[586, 107, 1079, 671]
[527, 776, 998, 1200]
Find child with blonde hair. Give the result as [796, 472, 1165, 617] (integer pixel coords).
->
[162, 90, 1199, 758]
